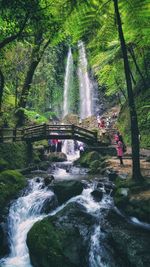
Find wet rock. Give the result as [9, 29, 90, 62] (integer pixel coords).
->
[0, 222, 9, 256]
[27, 202, 94, 267]
[46, 152, 67, 162]
[119, 188, 129, 197]
[52, 180, 84, 204]
[105, 210, 150, 267]
[97, 182, 104, 188]
[44, 175, 54, 186]
[38, 161, 51, 171]
[41, 194, 58, 213]
[106, 169, 118, 181]
[91, 189, 103, 201]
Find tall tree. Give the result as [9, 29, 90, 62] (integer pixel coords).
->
[113, 0, 142, 180]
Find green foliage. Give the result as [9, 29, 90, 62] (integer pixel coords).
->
[0, 159, 9, 172]
[0, 170, 26, 214]
[27, 220, 65, 267]
[118, 88, 150, 148]
[24, 110, 48, 124]
[75, 151, 100, 167]
[0, 142, 28, 169]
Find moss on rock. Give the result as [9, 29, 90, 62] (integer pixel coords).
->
[75, 151, 101, 167]
[0, 142, 28, 169]
[27, 202, 91, 267]
[0, 170, 26, 215]
[53, 180, 84, 204]
[46, 152, 67, 162]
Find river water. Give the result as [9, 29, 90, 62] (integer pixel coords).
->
[0, 162, 114, 267]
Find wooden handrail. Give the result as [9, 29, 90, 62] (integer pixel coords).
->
[0, 124, 98, 144]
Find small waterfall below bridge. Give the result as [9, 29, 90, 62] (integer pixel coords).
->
[0, 179, 54, 267]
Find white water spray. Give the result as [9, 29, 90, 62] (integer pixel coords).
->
[0, 179, 54, 267]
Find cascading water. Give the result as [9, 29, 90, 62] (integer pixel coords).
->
[78, 41, 93, 119]
[0, 179, 54, 267]
[62, 47, 77, 159]
[63, 47, 73, 117]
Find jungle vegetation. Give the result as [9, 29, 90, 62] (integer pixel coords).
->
[0, 0, 150, 181]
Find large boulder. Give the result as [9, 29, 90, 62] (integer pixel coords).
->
[91, 189, 103, 201]
[75, 151, 101, 168]
[105, 210, 150, 267]
[41, 194, 58, 214]
[52, 180, 84, 204]
[0, 170, 26, 215]
[46, 152, 67, 162]
[27, 202, 94, 267]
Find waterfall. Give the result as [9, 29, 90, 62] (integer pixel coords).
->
[0, 179, 54, 267]
[78, 41, 93, 119]
[62, 47, 77, 159]
[63, 47, 73, 117]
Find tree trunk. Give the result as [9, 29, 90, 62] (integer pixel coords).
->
[0, 69, 4, 111]
[113, 0, 143, 181]
[18, 57, 40, 108]
[128, 46, 147, 89]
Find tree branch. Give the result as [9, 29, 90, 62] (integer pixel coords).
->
[0, 14, 29, 50]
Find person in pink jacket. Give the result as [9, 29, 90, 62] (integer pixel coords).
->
[116, 140, 124, 165]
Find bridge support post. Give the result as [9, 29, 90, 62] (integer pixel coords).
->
[26, 141, 33, 164]
[0, 128, 3, 142]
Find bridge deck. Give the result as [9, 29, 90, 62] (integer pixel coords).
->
[0, 124, 100, 145]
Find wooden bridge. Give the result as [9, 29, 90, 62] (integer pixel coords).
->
[0, 124, 99, 145]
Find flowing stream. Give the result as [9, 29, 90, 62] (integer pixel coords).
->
[0, 167, 113, 267]
[0, 179, 54, 267]
[0, 165, 149, 267]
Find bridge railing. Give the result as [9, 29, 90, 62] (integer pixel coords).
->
[0, 124, 98, 144]
[0, 128, 23, 143]
[73, 125, 97, 140]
